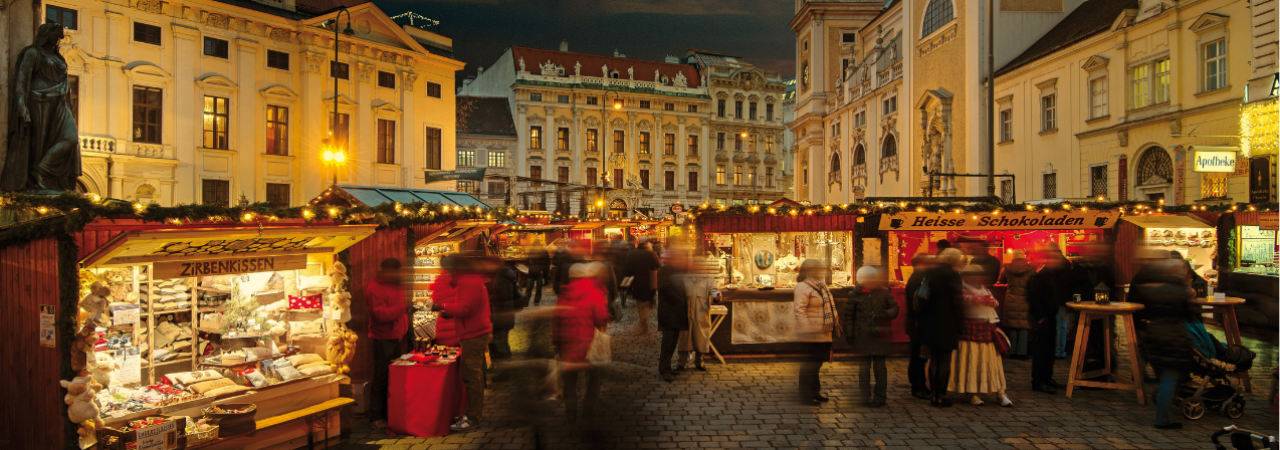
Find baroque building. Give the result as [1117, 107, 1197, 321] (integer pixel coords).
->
[46, 0, 462, 206]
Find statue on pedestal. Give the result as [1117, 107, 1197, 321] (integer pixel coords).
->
[4, 22, 81, 193]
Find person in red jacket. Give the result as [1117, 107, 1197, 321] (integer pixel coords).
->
[366, 257, 408, 430]
[431, 256, 492, 431]
[552, 262, 610, 418]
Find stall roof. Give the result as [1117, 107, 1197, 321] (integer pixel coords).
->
[310, 185, 489, 208]
[510, 225, 573, 232]
[81, 223, 378, 267]
[1122, 215, 1214, 229]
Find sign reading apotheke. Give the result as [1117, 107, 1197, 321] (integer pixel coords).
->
[879, 210, 1121, 231]
[153, 254, 308, 279]
[1192, 148, 1238, 173]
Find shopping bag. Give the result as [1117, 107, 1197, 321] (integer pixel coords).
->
[993, 328, 1011, 355]
[585, 329, 612, 365]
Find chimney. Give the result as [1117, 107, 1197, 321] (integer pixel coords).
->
[477, 66, 484, 76]
[613, 49, 620, 57]
[559, 40, 568, 52]
[665, 55, 679, 63]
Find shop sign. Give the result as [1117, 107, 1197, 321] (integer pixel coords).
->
[136, 419, 179, 450]
[423, 167, 486, 183]
[154, 254, 308, 278]
[1192, 148, 1238, 173]
[1259, 215, 1278, 231]
[1250, 157, 1273, 203]
[879, 211, 1121, 231]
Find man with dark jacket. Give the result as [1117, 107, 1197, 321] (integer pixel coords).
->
[1070, 244, 1120, 375]
[656, 253, 690, 382]
[919, 248, 966, 407]
[365, 258, 408, 430]
[525, 244, 552, 306]
[903, 253, 934, 400]
[628, 238, 662, 335]
[1027, 251, 1072, 394]
[844, 266, 899, 407]
[485, 257, 520, 370]
[1133, 260, 1200, 429]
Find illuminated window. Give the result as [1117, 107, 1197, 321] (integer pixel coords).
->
[132, 86, 162, 144]
[1130, 64, 1150, 109]
[557, 128, 569, 150]
[613, 130, 625, 153]
[457, 148, 475, 167]
[1154, 59, 1170, 103]
[688, 135, 699, 156]
[587, 129, 598, 152]
[529, 126, 542, 149]
[639, 132, 651, 154]
[487, 149, 505, 168]
[716, 166, 726, 185]
[266, 105, 288, 155]
[202, 96, 229, 149]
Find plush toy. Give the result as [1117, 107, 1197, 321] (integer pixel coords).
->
[325, 334, 343, 373]
[88, 352, 118, 391]
[264, 319, 287, 340]
[60, 374, 94, 404]
[327, 262, 348, 294]
[65, 385, 104, 437]
[328, 292, 352, 323]
[80, 282, 111, 328]
[70, 326, 98, 375]
[326, 327, 358, 375]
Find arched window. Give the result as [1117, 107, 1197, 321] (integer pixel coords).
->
[853, 145, 866, 165]
[830, 152, 841, 171]
[882, 134, 898, 158]
[921, 0, 955, 38]
[1136, 147, 1173, 185]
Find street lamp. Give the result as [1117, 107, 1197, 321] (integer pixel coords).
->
[324, 7, 355, 187]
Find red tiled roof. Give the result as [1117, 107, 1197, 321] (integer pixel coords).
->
[511, 46, 702, 88]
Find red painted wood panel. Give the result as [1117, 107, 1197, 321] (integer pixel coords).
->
[1114, 220, 1143, 286]
[0, 237, 65, 448]
[697, 213, 861, 234]
[345, 227, 409, 383]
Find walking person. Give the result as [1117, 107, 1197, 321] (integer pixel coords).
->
[431, 257, 492, 431]
[998, 251, 1035, 359]
[1027, 250, 1071, 394]
[656, 250, 691, 382]
[1070, 243, 1120, 376]
[365, 257, 408, 430]
[677, 248, 719, 374]
[794, 259, 840, 404]
[950, 265, 1013, 407]
[525, 244, 551, 306]
[1134, 259, 1201, 429]
[844, 266, 898, 407]
[628, 238, 662, 335]
[552, 263, 610, 417]
[919, 248, 965, 407]
[484, 257, 521, 377]
[552, 241, 587, 297]
[904, 253, 935, 400]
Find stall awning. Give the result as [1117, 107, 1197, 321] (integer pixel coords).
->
[309, 185, 489, 208]
[1121, 215, 1214, 229]
[80, 224, 378, 268]
[509, 225, 573, 232]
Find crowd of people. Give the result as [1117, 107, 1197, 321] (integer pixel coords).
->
[359, 233, 1232, 434]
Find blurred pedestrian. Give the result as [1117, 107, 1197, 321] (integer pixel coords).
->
[628, 237, 662, 335]
[365, 257, 408, 430]
[959, 237, 1002, 286]
[904, 253, 935, 400]
[795, 259, 839, 404]
[1134, 259, 1201, 429]
[844, 266, 898, 407]
[998, 251, 1035, 359]
[526, 243, 552, 306]
[484, 256, 520, 376]
[935, 239, 952, 255]
[612, 236, 635, 307]
[432, 256, 492, 431]
[1027, 250, 1071, 394]
[657, 250, 691, 382]
[1070, 243, 1119, 375]
[951, 265, 1012, 407]
[553, 262, 610, 417]
[677, 250, 719, 374]
[920, 248, 965, 407]
[552, 240, 587, 296]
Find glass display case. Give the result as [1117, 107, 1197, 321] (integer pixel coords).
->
[704, 231, 854, 288]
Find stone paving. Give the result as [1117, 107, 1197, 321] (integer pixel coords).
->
[342, 290, 1279, 450]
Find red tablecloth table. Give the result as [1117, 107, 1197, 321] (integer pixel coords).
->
[388, 361, 467, 437]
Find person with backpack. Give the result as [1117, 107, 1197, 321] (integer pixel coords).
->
[903, 253, 935, 400]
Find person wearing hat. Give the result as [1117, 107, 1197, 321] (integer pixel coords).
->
[843, 266, 899, 407]
[552, 262, 610, 417]
[951, 264, 1012, 407]
[997, 250, 1035, 360]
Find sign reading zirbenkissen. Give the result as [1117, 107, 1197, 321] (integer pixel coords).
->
[879, 211, 1121, 231]
[153, 254, 308, 278]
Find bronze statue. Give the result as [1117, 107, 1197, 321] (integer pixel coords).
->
[3, 22, 81, 193]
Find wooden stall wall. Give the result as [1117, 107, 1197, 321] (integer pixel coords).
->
[0, 236, 69, 449]
[76, 229, 125, 259]
[344, 227, 409, 383]
[1114, 220, 1143, 286]
[698, 213, 862, 234]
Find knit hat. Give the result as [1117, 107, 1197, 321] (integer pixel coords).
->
[855, 266, 881, 284]
[1011, 250, 1027, 260]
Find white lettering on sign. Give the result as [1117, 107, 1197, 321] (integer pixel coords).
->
[1193, 150, 1238, 173]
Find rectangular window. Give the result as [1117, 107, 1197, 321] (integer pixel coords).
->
[557, 95, 569, 103]
[587, 167, 598, 186]
[717, 133, 725, 151]
[999, 109, 1012, 142]
[1130, 64, 1150, 109]
[613, 130, 624, 153]
[1041, 94, 1056, 132]
[202, 96, 229, 149]
[266, 183, 290, 207]
[716, 166, 726, 185]
[488, 182, 506, 197]
[765, 136, 774, 152]
[733, 199, 743, 206]
[842, 32, 857, 44]
[664, 134, 675, 155]
[427, 82, 442, 98]
[734, 101, 742, 119]
[717, 99, 726, 117]
[639, 100, 651, 109]
[557, 128, 569, 150]
[529, 126, 542, 149]
[716, 198, 726, 206]
[267, 50, 290, 70]
[612, 169, 623, 189]
[134, 22, 161, 45]
[329, 113, 350, 154]
[688, 172, 698, 191]
[1202, 172, 1229, 198]
[688, 105, 698, 113]
[639, 169, 650, 189]
[558, 167, 569, 183]
[203, 37, 229, 58]
[882, 96, 897, 115]
[424, 126, 441, 170]
[457, 148, 475, 167]
[1154, 58, 1170, 103]
[377, 71, 396, 89]
[749, 102, 758, 120]
[47, 5, 77, 30]
[530, 166, 542, 180]
[1090, 77, 1108, 119]
[765, 167, 774, 187]
[766, 104, 774, 121]
[586, 96, 599, 105]
[376, 119, 395, 164]
[1001, 179, 1014, 203]
[587, 129, 598, 152]
[266, 105, 288, 155]
[734, 133, 742, 151]
[664, 171, 675, 191]
[456, 180, 478, 195]
[1090, 165, 1108, 197]
[530, 93, 542, 101]
[664, 103, 675, 111]
[202, 179, 230, 207]
[487, 149, 504, 168]
[331, 61, 349, 79]
[1043, 173, 1057, 199]
[68, 75, 79, 124]
[688, 135, 699, 156]
[639, 132, 650, 154]
[734, 166, 743, 185]
[854, 111, 866, 127]
[1204, 40, 1227, 91]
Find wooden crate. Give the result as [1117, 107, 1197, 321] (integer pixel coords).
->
[97, 416, 188, 450]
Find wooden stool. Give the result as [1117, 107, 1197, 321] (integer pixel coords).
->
[1190, 296, 1250, 392]
[1065, 302, 1147, 404]
[707, 305, 729, 364]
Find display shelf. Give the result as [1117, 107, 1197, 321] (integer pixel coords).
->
[197, 349, 298, 370]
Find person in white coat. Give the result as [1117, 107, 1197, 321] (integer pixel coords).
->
[794, 259, 839, 404]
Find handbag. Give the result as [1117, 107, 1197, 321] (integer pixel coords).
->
[912, 277, 929, 313]
[585, 329, 612, 365]
[993, 327, 1011, 355]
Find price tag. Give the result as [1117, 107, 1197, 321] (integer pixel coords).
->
[39, 305, 55, 348]
[115, 348, 141, 385]
[136, 419, 178, 450]
[111, 304, 140, 326]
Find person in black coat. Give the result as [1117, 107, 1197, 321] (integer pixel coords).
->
[902, 253, 934, 399]
[918, 248, 966, 407]
[551, 241, 586, 296]
[656, 254, 690, 382]
[525, 244, 552, 306]
[1070, 244, 1120, 375]
[1026, 251, 1072, 394]
[484, 257, 521, 368]
[844, 266, 899, 407]
[1133, 259, 1200, 429]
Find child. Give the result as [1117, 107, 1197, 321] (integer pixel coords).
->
[844, 266, 899, 407]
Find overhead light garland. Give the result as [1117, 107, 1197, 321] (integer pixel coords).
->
[683, 199, 1275, 218]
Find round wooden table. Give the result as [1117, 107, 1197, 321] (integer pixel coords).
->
[1065, 302, 1146, 404]
[1190, 296, 1249, 392]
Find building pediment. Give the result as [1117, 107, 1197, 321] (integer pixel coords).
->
[372, 100, 402, 114]
[1081, 55, 1110, 71]
[1111, 8, 1138, 31]
[123, 61, 172, 81]
[1188, 13, 1228, 33]
[260, 84, 299, 100]
[196, 73, 239, 91]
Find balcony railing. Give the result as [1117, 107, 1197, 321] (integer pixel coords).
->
[516, 72, 704, 96]
[81, 135, 174, 159]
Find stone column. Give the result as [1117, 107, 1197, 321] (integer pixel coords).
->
[171, 25, 200, 204]
[235, 39, 259, 201]
[301, 52, 326, 203]
[400, 70, 418, 189]
[515, 105, 529, 176]
[355, 61, 374, 184]
[701, 121, 711, 202]
[572, 108, 583, 183]
[627, 111, 638, 179]
[677, 116, 687, 193]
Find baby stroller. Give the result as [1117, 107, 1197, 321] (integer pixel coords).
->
[1210, 425, 1278, 450]
[1180, 344, 1255, 420]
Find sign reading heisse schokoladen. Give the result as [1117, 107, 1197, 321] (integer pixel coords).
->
[153, 255, 307, 278]
[879, 210, 1121, 231]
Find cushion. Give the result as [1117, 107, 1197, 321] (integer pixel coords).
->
[271, 359, 301, 381]
[299, 365, 333, 377]
[297, 361, 329, 371]
[289, 320, 324, 337]
[202, 385, 252, 397]
[287, 354, 324, 367]
[243, 370, 269, 388]
[188, 378, 235, 394]
[244, 347, 273, 362]
[167, 370, 222, 385]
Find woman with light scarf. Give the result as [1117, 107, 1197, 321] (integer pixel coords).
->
[794, 259, 840, 405]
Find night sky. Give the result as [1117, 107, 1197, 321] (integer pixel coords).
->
[372, 0, 798, 85]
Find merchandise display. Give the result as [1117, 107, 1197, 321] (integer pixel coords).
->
[704, 231, 854, 288]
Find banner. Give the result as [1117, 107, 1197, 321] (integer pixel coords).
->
[879, 210, 1120, 231]
[424, 167, 486, 183]
[154, 254, 308, 278]
[1250, 157, 1273, 203]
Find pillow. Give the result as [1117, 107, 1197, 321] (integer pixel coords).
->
[243, 370, 269, 388]
[169, 340, 192, 352]
[297, 361, 329, 371]
[289, 320, 324, 337]
[244, 347, 273, 362]
[202, 385, 252, 397]
[271, 359, 301, 381]
[188, 378, 235, 395]
[299, 365, 332, 377]
[287, 354, 324, 367]
[167, 370, 222, 385]
[298, 275, 331, 291]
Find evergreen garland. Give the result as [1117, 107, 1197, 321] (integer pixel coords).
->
[685, 198, 1275, 218]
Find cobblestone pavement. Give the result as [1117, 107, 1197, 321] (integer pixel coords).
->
[343, 289, 1279, 450]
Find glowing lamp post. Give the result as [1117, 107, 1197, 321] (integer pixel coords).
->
[323, 148, 346, 186]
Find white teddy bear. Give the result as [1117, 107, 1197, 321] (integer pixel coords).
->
[88, 353, 118, 391]
[60, 375, 103, 437]
[328, 292, 352, 323]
